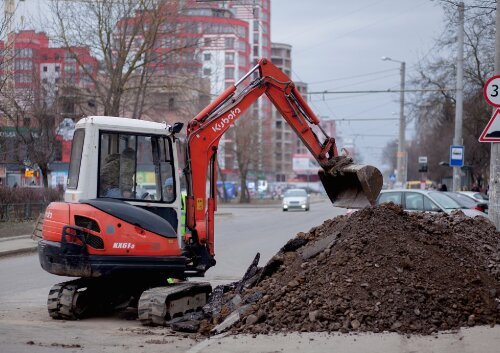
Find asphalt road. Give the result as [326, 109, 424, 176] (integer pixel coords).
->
[208, 200, 345, 282]
[1, 201, 500, 353]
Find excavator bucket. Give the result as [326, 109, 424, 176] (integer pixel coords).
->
[319, 164, 383, 209]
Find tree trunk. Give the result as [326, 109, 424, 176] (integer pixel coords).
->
[217, 161, 228, 203]
[239, 174, 250, 203]
[39, 164, 49, 188]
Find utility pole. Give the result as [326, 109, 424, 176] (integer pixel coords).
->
[489, 0, 500, 229]
[382, 56, 406, 186]
[453, 2, 465, 192]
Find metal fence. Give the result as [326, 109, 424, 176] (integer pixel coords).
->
[0, 203, 48, 222]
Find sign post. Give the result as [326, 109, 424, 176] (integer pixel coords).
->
[487, 1, 500, 230]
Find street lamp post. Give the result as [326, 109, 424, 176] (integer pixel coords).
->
[382, 56, 406, 186]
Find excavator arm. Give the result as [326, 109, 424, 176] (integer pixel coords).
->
[184, 58, 382, 265]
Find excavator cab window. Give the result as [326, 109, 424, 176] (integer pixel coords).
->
[158, 137, 176, 203]
[97, 132, 176, 203]
[67, 129, 85, 189]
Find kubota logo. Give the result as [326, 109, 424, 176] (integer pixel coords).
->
[212, 108, 241, 132]
[113, 242, 135, 249]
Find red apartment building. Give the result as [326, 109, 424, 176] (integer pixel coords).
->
[0, 30, 97, 187]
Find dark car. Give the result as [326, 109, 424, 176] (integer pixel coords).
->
[444, 192, 488, 214]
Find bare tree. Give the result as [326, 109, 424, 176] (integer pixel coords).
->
[50, 0, 167, 117]
[384, 0, 495, 187]
[0, 76, 70, 187]
[232, 114, 260, 203]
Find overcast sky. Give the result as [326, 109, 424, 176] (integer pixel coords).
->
[271, 0, 447, 170]
[9, 0, 449, 170]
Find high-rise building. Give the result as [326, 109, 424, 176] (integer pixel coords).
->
[0, 30, 98, 186]
[0, 30, 98, 125]
[270, 42, 292, 182]
[228, 0, 272, 179]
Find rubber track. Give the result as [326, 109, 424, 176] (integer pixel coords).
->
[138, 282, 211, 326]
[47, 280, 82, 320]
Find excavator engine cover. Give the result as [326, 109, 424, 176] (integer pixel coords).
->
[319, 163, 383, 209]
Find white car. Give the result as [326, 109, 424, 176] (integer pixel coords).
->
[458, 191, 489, 204]
[282, 188, 310, 211]
[377, 189, 488, 218]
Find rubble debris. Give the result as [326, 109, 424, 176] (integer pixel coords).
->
[204, 204, 500, 335]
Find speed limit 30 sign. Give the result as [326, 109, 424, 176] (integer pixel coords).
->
[484, 75, 500, 107]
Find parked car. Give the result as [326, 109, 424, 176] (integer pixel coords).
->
[458, 191, 489, 204]
[376, 189, 488, 218]
[444, 192, 488, 214]
[282, 188, 310, 211]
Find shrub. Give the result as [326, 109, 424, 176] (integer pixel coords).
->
[0, 186, 64, 205]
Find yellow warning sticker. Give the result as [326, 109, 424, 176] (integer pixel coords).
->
[196, 198, 204, 210]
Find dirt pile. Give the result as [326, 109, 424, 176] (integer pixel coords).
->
[205, 204, 500, 335]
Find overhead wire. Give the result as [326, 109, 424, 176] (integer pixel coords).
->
[308, 68, 398, 85]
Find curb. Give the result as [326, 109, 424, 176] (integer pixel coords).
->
[0, 246, 37, 259]
[0, 235, 31, 242]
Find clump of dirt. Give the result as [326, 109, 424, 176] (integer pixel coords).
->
[206, 204, 500, 335]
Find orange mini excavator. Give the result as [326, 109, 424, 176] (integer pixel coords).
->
[38, 58, 382, 325]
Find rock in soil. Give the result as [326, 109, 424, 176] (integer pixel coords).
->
[205, 203, 500, 335]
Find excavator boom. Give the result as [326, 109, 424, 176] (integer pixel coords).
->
[185, 59, 383, 259]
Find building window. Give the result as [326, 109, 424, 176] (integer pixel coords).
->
[225, 67, 234, 78]
[225, 37, 235, 48]
[225, 52, 234, 64]
[204, 53, 211, 61]
[203, 67, 211, 76]
[15, 73, 32, 83]
[15, 48, 33, 57]
[253, 32, 259, 44]
[55, 66, 60, 72]
[15, 59, 32, 70]
[43, 66, 48, 72]
[64, 64, 76, 73]
[65, 51, 77, 62]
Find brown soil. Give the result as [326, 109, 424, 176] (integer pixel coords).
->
[207, 204, 500, 335]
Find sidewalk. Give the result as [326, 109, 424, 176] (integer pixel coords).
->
[0, 235, 38, 258]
